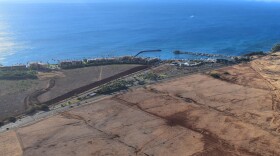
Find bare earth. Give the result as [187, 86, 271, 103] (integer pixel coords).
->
[0, 131, 22, 156]
[0, 64, 140, 120]
[0, 79, 48, 121]
[2, 53, 280, 155]
[38, 64, 141, 103]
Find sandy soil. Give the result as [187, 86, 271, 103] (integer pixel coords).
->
[2, 53, 280, 155]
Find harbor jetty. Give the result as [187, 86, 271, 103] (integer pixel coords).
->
[134, 50, 162, 57]
[173, 50, 234, 59]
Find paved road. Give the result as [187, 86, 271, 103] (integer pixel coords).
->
[0, 63, 228, 133]
[0, 95, 110, 133]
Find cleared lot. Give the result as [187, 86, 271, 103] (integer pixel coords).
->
[6, 72, 280, 155]
[38, 64, 142, 103]
[16, 98, 204, 156]
[0, 79, 48, 121]
[0, 64, 141, 121]
[0, 131, 22, 156]
[3, 53, 280, 155]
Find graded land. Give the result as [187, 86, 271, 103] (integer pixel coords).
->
[0, 64, 142, 121]
[1, 53, 280, 155]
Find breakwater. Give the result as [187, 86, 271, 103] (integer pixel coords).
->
[134, 50, 162, 57]
[173, 50, 234, 59]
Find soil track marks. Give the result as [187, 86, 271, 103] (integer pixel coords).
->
[4, 53, 280, 156]
[43, 65, 148, 105]
[24, 65, 148, 109]
[112, 95, 256, 156]
[114, 72, 280, 155]
[5, 71, 280, 155]
[24, 79, 55, 108]
[15, 98, 205, 156]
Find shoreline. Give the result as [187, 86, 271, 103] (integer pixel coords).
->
[0, 50, 270, 127]
[0, 60, 228, 131]
[0, 50, 266, 69]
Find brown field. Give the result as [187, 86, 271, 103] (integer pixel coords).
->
[0, 131, 22, 156]
[0, 64, 141, 120]
[2, 53, 280, 155]
[38, 64, 141, 103]
[0, 79, 48, 120]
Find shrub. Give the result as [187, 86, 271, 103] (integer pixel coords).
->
[8, 117, 17, 123]
[223, 72, 230, 75]
[234, 57, 250, 63]
[142, 72, 163, 81]
[210, 73, 221, 79]
[96, 80, 128, 94]
[271, 43, 280, 53]
[138, 81, 145, 85]
[39, 104, 49, 111]
[0, 121, 3, 127]
[26, 104, 49, 115]
[26, 107, 37, 115]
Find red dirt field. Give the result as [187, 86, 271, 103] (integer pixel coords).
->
[0, 131, 22, 156]
[2, 53, 280, 156]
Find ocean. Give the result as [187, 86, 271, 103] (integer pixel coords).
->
[0, 1, 280, 65]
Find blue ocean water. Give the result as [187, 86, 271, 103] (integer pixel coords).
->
[0, 1, 280, 65]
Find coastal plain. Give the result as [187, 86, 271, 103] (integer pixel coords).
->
[2, 53, 280, 155]
[0, 64, 141, 121]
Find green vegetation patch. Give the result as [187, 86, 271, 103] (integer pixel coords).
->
[97, 80, 130, 94]
[0, 70, 37, 80]
[141, 72, 166, 81]
[26, 104, 49, 115]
